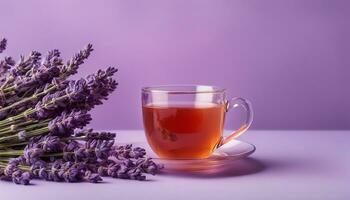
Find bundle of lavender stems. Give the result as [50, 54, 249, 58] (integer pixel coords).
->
[0, 38, 162, 185]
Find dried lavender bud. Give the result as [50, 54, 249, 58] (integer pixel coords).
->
[3, 162, 31, 185]
[58, 161, 80, 182]
[27, 135, 63, 153]
[23, 147, 44, 164]
[74, 129, 116, 140]
[63, 140, 79, 152]
[12, 170, 31, 185]
[0, 168, 11, 181]
[66, 67, 117, 111]
[42, 49, 62, 68]
[60, 44, 93, 78]
[49, 159, 63, 181]
[11, 51, 42, 76]
[86, 139, 114, 160]
[0, 57, 15, 77]
[32, 68, 117, 120]
[80, 67, 118, 110]
[136, 157, 163, 175]
[12, 49, 62, 93]
[34, 79, 87, 119]
[10, 63, 60, 95]
[4, 163, 18, 176]
[48, 110, 92, 137]
[30, 160, 48, 178]
[39, 135, 62, 152]
[62, 137, 113, 163]
[112, 144, 146, 159]
[0, 38, 7, 53]
[36, 160, 94, 183]
[104, 161, 146, 181]
[83, 170, 102, 183]
[31, 159, 60, 182]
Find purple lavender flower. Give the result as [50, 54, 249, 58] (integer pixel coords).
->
[0, 57, 15, 78]
[57, 161, 81, 182]
[31, 160, 102, 183]
[67, 67, 118, 111]
[30, 160, 48, 178]
[39, 135, 62, 152]
[48, 110, 92, 137]
[33, 67, 117, 120]
[74, 129, 116, 140]
[86, 139, 114, 160]
[11, 170, 31, 185]
[0, 168, 10, 181]
[62, 136, 113, 163]
[100, 161, 146, 181]
[112, 144, 146, 159]
[136, 157, 164, 175]
[82, 67, 118, 110]
[96, 155, 162, 181]
[17, 66, 59, 91]
[34, 79, 87, 119]
[27, 135, 63, 153]
[83, 170, 102, 183]
[10, 51, 42, 76]
[23, 147, 44, 164]
[3, 162, 31, 185]
[42, 49, 62, 68]
[9, 50, 62, 93]
[0, 38, 7, 53]
[60, 44, 93, 78]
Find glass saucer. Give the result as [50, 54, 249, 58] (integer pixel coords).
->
[132, 140, 256, 171]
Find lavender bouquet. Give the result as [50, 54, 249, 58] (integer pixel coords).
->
[0, 38, 162, 185]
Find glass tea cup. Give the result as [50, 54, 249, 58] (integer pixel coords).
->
[142, 85, 253, 159]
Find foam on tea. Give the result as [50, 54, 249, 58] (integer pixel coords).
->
[142, 102, 225, 159]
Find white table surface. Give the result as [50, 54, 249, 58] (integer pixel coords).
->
[0, 130, 349, 200]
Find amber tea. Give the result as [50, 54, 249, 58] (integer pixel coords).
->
[143, 103, 226, 159]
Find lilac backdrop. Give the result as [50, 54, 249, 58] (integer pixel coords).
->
[0, 0, 349, 130]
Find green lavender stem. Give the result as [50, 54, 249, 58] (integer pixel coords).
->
[0, 119, 50, 136]
[0, 87, 72, 129]
[0, 85, 56, 114]
[0, 141, 28, 149]
[0, 150, 23, 156]
[0, 126, 49, 143]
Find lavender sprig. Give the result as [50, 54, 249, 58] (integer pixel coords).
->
[0, 162, 31, 184]
[61, 137, 114, 163]
[0, 67, 117, 126]
[48, 110, 92, 137]
[60, 44, 93, 79]
[30, 159, 102, 183]
[0, 38, 6, 53]
[3, 49, 62, 95]
[97, 157, 162, 181]
[0, 110, 91, 143]
[0, 57, 15, 78]
[10, 51, 42, 77]
[112, 144, 146, 159]
[73, 129, 116, 140]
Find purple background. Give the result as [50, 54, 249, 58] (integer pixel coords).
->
[0, 0, 349, 130]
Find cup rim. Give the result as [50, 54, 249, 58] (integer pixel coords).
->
[142, 85, 226, 94]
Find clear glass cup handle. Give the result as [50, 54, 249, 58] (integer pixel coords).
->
[217, 97, 253, 148]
